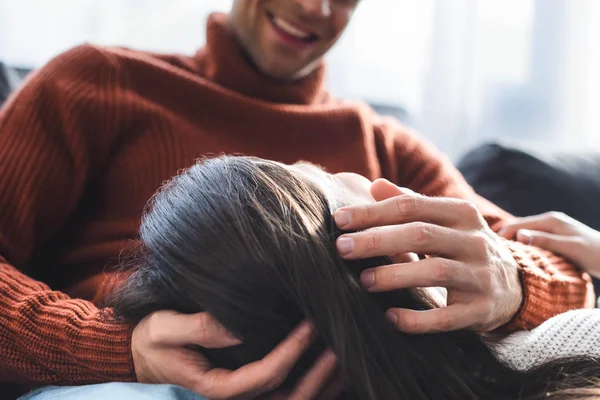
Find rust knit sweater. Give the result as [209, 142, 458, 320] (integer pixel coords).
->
[0, 13, 594, 388]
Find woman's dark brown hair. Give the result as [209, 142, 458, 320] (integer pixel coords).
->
[108, 156, 600, 399]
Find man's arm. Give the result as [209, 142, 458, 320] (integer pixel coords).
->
[0, 45, 135, 384]
[372, 115, 594, 331]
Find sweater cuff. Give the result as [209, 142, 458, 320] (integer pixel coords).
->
[0, 263, 136, 384]
[503, 240, 593, 332]
[504, 265, 545, 331]
[70, 310, 137, 383]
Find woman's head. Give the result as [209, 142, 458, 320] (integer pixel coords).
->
[109, 156, 600, 399]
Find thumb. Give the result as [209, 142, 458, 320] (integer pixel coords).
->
[517, 229, 575, 257]
[157, 311, 241, 348]
[370, 178, 414, 202]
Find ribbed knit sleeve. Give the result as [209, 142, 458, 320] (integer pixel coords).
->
[372, 116, 594, 332]
[0, 45, 135, 384]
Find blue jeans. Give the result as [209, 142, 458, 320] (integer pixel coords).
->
[19, 383, 207, 400]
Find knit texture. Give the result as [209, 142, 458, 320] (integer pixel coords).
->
[0, 12, 593, 388]
[498, 309, 600, 370]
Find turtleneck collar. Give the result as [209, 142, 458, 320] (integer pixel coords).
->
[194, 13, 327, 105]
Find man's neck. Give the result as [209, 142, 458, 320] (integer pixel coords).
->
[194, 12, 326, 105]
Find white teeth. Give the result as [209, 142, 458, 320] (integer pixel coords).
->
[272, 16, 312, 40]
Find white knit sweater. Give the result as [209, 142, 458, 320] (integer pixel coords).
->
[496, 309, 600, 370]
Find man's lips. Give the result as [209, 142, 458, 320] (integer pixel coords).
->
[266, 11, 319, 43]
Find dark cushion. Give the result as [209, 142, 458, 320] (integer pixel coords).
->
[369, 102, 409, 124]
[0, 62, 12, 106]
[458, 143, 600, 230]
[0, 62, 32, 107]
[458, 143, 600, 294]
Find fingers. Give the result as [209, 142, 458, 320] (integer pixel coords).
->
[288, 350, 337, 400]
[334, 188, 483, 232]
[369, 178, 413, 201]
[266, 356, 340, 400]
[386, 304, 476, 334]
[359, 258, 477, 292]
[336, 222, 469, 260]
[317, 373, 346, 400]
[516, 229, 580, 257]
[497, 212, 573, 239]
[198, 321, 315, 398]
[152, 311, 241, 348]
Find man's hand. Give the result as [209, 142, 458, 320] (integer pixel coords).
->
[498, 211, 600, 279]
[332, 179, 522, 333]
[132, 310, 338, 399]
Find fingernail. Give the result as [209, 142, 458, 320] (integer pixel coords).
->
[225, 333, 243, 346]
[517, 229, 533, 245]
[298, 320, 314, 337]
[334, 211, 351, 228]
[360, 270, 375, 288]
[386, 311, 398, 325]
[323, 349, 336, 363]
[337, 237, 354, 256]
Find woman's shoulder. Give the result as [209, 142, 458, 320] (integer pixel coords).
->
[496, 309, 600, 370]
